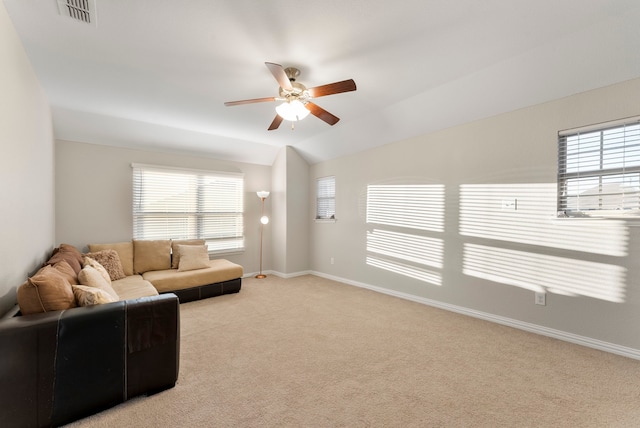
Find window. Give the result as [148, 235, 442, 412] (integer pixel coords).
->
[558, 117, 640, 217]
[316, 176, 336, 220]
[132, 164, 244, 253]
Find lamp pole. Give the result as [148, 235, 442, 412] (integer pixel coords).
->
[256, 191, 270, 279]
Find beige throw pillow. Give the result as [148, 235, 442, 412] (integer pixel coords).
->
[51, 260, 79, 285]
[84, 250, 126, 281]
[82, 257, 111, 285]
[177, 245, 210, 272]
[171, 239, 206, 269]
[46, 244, 84, 274]
[88, 242, 134, 276]
[78, 265, 119, 301]
[17, 265, 77, 315]
[73, 284, 117, 306]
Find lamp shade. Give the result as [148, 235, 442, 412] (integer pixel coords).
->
[275, 100, 310, 121]
[256, 191, 270, 199]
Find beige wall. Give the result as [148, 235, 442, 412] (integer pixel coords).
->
[284, 147, 310, 274]
[55, 140, 271, 274]
[271, 147, 287, 274]
[0, 3, 54, 314]
[270, 146, 310, 276]
[311, 77, 640, 351]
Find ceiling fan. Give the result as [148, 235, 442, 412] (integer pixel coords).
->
[224, 62, 357, 130]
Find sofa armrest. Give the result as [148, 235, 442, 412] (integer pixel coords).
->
[126, 294, 181, 397]
[0, 293, 180, 428]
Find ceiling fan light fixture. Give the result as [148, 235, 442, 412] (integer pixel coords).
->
[275, 99, 310, 122]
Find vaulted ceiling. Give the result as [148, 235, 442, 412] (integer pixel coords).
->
[5, 0, 640, 165]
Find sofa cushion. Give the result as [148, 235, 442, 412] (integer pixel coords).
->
[46, 244, 84, 274]
[171, 239, 206, 269]
[110, 275, 159, 300]
[72, 284, 117, 306]
[51, 260, 79, 285]
[78, 265, 119, 301]
[88, 242, 134, 276]
[142, 259, 243, 293]
[84, 250, 126, 281]
[133, 240, 171, 274]
[17, 265, 77, 315]
[177, 245, 210, 272]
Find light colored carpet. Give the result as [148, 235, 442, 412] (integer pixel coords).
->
[67, 275, 640, 427]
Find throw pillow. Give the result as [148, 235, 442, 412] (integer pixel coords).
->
[78, 265, 120, 301]
[177, 244, 210, 272]
[171, 239, 206, 269]
[84, 250, 126, 281]
[88, 242, 134, 276]
[46, 244, 84, 274]
[17, 265, 77, 315]
[72, 284, 117, 306]
[51, 260, 79, 285]
[82, 257, 111, 285]
[133, 239, 171, 274]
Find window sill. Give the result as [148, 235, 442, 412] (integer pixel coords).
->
[554, 213, 640, 226]
[315, 218, 336, 224]
[557, 210, 640, 220]
[208, 249, 245, 256]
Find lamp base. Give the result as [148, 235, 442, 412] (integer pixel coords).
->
[255, 274, 267, 279]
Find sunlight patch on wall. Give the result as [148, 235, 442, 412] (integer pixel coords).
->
[367, 184, 445, 232]
[463, 243, 626, 303]
[459, 183, 628, 257]
[366, 184, 445, 285]
[366, 256, 442, 286]
[367, 229, 443, 268]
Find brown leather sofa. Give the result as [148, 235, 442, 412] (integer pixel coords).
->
[0, 293, 180, 428]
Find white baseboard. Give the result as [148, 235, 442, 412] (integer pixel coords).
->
[310, 271, 640, 361]
[243, 270, 311, 279]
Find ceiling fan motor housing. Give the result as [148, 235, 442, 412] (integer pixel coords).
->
[279, 81, 309, 102]
[284, 67, 300, 82]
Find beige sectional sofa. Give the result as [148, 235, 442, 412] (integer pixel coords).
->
[3, 243, 182, 427]
[89, 239, 244, 303]
[1, 239, 243, 426]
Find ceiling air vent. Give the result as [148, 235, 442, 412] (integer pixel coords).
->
[57, 0, 97, 26]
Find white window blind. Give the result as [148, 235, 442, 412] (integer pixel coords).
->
[316, 176, 336, 219]
[558, 118, 640, 217]
[132, 164, 244, 253]
[558, 117, 640, 217]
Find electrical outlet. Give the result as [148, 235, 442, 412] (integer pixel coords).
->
[535, 292, 546, 306]
[330, 257, 334, 265]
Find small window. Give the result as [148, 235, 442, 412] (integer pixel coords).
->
[132, 164, 244, 253]
[558, 116, 640, 217]
[316, 176, 336, 220]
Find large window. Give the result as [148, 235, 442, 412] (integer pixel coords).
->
[558, 117, 640, 217]
[316, 176, 336, 220]
[132, 164, 244, 253]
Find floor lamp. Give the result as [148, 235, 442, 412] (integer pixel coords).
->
[256, 191, 270, 279]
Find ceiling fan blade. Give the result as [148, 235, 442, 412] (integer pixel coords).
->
[305, 102, 340, 126]
[268, 115, 284, 131]
[265, 62, 293, 91]
[308, 79, 356, 98]
[224, 96, 276, 107]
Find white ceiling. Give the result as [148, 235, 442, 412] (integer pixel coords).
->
[5, 0, 640, 166]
